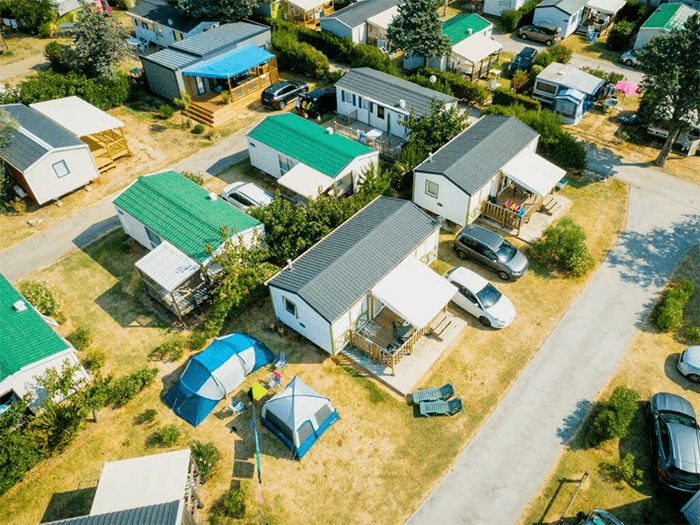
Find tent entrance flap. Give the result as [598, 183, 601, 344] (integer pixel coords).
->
[278, 163, 335, 199]
[371, 256, 457, 329]
[501, 149, 567, 197]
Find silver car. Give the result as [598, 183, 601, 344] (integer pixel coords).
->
[443, 267, 516, 328]
[620, 48, 641, 68]
[517, 23, 563, 46]
[678, 346, 700, 382]
[220, 182, 273, 210]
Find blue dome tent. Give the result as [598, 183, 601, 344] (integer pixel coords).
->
[261, 375, 339, 459]
[165, 333, 275, 427]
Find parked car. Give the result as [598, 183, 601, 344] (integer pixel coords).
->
[620, 49, 641, 68]
[517, 23, 562, 46]
[452, 225, 529, 281]
[220, 182, 274, 210]
[576, 510, 624, 525]
[508, 47, 539, 77]
[261, 80, 308, 110]
[443, 267, 515, 328]
[648, 392, 700, 493]
[296, 89, 337, 120]
[678, 346, 700, 382]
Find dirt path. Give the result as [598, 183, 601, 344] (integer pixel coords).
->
[0, 52, 48, 81]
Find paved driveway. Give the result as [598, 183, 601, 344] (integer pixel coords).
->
[491, 33, 644, 85]
[405, 154, 700, 525]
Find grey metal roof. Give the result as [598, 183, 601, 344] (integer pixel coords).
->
[128, 0, 203, 33]
[141, 47, 199, 71]
[335, 68, 456, 118]
[169, 22, 269, 58]
[415, 115, 539, 195]
[324, 0, 403, 29]
[268, 197, 440, 323]
[536, 62, 605, 96]
[0, 104, 83, 171]
[43, 501, 181, 525]
[536, 0, 589, 14]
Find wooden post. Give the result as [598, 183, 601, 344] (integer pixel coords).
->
[227, 77, 232, 101]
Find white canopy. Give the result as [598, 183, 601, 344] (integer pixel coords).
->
[501, 149, 566, 197]
[287, 0, 327, 11]
[585, 0, 625, 15]
[367, 5, 401, 31]
[371, 256, 457, 329]
[278, 163, 335, 199]
[30, 96, 125, 137]
[135, 241, 200, 292]
[451, 35, 503, 64]
[90, 449, 190, 515]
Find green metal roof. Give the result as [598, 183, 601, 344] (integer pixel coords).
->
[247, 114, 374, 178]
[113, 171, 261, 263]
[442, 14, 492, 45]
[642, 3, 688, 30]
[0, 274, 69, 382]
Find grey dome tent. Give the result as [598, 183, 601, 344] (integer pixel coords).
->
[261, 375, 339, 459]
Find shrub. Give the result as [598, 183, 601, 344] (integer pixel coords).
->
[535, 43, 572, 67]
[150, 424, 180, 448]
[220, 486, 246, 518]
[189, 330, 208, 351]
[67, 326, 92, 351]
[580, 67, 624, 85]
[414, 68, 487, 105]
[9, 197, 26, 214]
[529, 64, 543, 85]
[148, 340, 185, 361]
[44, 41, 68, 72]
[607, 21, 634, 51]
[189, 440, 222, 481]
[182, 171, 204, 185]
[511, 69, 529, 92]
[157, 104, 174, 119]
[588, 386, 639, 447]
[19, 281, 61, 318]
[328, 69, 345, 83]
[501, 10, 522, 32]
[618, 1, 655, 25]
[529, 217, 594, 277]
[135, 408, 158, 425]
[108, 367, 158, 407]
[82, 348, 106, 371]
[654, 280, 696, 332]
[192, 123, 205, 134]
[492, 87, 541, 111]
[687, 326, 700, 344]
[272, 30, 329, 79]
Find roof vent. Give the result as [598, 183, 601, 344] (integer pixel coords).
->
[167, 18, 173, 26]
[557, 70, 565, 76]
[428, 152, 433, 162]
[287, 258, 293, 270]
[397, 99, 406, 108]
[13, 300, 27, 312]
[207, 192, 217, 201]
[467, 28, 473, 35]
[326, 127, 334, 134]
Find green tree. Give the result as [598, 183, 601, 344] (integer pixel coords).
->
[405, 100, 468, 155]
[387, 0, 451, 61]
[529, 217, 594, 277]
[173, 92, 192, 128]
[71, 0, 130, 77]
[0, 396, 42, 496]
[355, 163, 393, 206]
[639, 14, 700, 166]
[3, 0, 55, 35]
[176, 0, 262, 22]
[204, 229, 278, 336]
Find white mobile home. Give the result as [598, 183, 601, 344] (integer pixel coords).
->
[320, 0, 402, 44]
[127, 0, 218, 48]
[0, 104, 99, 205]
[634, 3, 697, 49]
[484, 0, 527, 16]
[533, 0, 589, 38]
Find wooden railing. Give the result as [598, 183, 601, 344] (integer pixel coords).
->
[482, 200, 524, 230]
[332, 121, 401, 161]
[349, 329, 414, 376]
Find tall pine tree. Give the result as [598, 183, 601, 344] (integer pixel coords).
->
[387, 0, 451, 60]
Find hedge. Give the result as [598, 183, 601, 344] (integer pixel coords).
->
[654, 280, 696, 332]
[501, 0, 539, 31]
[414, 68, 488, 105]
[272, 30, 330, 79]
[492, 87, 541, 110]
[606, 21, 634, 51]
[588, 386, 639, 447]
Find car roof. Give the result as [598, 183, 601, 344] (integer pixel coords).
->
[653, 392, 697, 419]
[445, 267, 488, 292]
[234, 182, 272, 203]
[269, 81, 292, 90]
[458, 225, 504, 251]
[539, 22, 559, 30]
[517, 47, 538, 57]
[301, 89, 331, 100]
[684, 346, 700, 368]
[667, 422, 700, 474]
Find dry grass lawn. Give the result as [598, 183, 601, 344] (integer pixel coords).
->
[564, 34, 622, 63]
[0, 32, 72, 67]
[521, 245, 700, 525]
[0, 176, 629, 525]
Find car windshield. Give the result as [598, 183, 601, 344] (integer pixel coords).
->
[262, 91, 275, 100]
[495, 239, 517, 262]
[476, 283, 502, 309]
[669, 465, 700, 485]
[660, 411, 697, 428]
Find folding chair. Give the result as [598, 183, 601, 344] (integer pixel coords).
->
[273, 351, 287, 371]
[229, 399, 247, 416]
[266, 373, 281, 390]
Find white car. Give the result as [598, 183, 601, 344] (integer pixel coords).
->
[678, 346, 700, 383]
[444, 267, 516, 328]
[220, 182, 273, 210]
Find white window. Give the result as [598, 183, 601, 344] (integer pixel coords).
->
[283, 297, 297, 317]
[145, 227, 161, 250]
[278, 155, 294, 175]
[52, 160, 70, 178]
[425, 180, 439, 198]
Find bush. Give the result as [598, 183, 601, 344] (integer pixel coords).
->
[588, 386, 639, 447]
[618, 0, 655, 25]
[607, 21, 634, 51]
[135, 408, 158, 425]
[150, 424, 180, 448]
[189, 440, 222, 481]
[511, 69, 529, 92]
[687, 326, 700, 344]
[148, 339, 185, 361]
[500, 10, 522, 32]
[67, 326, 92, 351]
[654, 280, 696, 332]
[82, 348, 106, 371]
[580, 67, 625, 85]
[108, 367, 158, 407]
[192, 123, 205, 135]
[181, 171, 204, 185]
[220, 486, 246, 518]
[272, 30, 329, 79]
[414, 68, 488, 105]
[492, 87, 541, 111]
[535, 43, 572, 67]
[157, 104, 174, 119]
[189, 330, 208, 351]
[19, 281, 61, 319]
[529, 217, 594, 277]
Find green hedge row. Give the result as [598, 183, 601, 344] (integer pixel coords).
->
[272, 30, 330, 79]
[413, 68, 488, 105]
[500, 0, 540, 32]
[654, 280, 696, 332]
[492, 87, 541, 110]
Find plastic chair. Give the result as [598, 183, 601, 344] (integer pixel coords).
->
[229, 399, 247, 416]
[503, 198, 511, 209]
[273, 352, 287, 371]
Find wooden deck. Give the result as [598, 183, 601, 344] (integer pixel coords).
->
[82, 128, 130, 173]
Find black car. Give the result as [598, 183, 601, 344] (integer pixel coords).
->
[508, 47, 538, 77]
[648, 392, 700, 493]
[452, 225, 529, 281]
[261, 80, 308, 110]
[296, 89, 337, 120]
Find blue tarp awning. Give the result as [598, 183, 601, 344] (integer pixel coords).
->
[182, 45, 275, 79]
